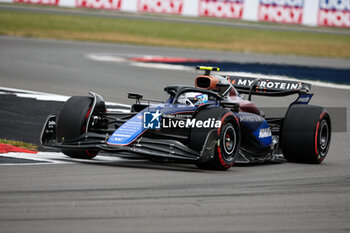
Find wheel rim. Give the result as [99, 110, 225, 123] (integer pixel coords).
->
[223, 125, 236, 159]
[319, 121, 329, 153]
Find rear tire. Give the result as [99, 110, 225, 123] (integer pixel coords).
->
[56, 96, 99, 159]
[281, 105, 331, 164]
[190, 108, 240, 170]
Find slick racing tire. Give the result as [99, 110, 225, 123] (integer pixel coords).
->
[281, 105, 331, 164]
[56, 96, 99, 159]
[190, 108, 240, 170]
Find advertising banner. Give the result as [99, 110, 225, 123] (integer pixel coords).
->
[137, 0, 184, 14]
[198, 0, 244, 19]
[4, 0, 349, 27]
[75, 0, 122, 10]
[318, 0, 350, 27]
[258, 0, 304, 24]
[13, 0, 59, 5]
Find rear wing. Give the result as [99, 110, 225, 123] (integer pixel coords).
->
[228, 76, 311, 100]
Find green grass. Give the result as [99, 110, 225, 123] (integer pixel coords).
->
[0, 9, 350, 58]
[0, 138, 38, 151]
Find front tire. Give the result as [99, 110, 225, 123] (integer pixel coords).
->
[190, 108, 240, 170]
[56, 96, 99, 159]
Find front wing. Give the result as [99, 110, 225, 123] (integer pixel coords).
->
[40, 114, 218, 163]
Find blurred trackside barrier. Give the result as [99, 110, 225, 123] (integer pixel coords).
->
[1, 0, 350, 28]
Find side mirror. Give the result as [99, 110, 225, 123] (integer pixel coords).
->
[128, 93, 143, 100]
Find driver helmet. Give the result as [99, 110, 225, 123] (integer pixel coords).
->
[194, 93, 208, 106]
[178, 92, 208, 106]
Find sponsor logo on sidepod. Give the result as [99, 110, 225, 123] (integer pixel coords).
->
[259, 128, 272, 138]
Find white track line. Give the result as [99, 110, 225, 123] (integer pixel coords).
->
[130, 61, 193, 71]
[0, 152, 126, 166]
[0, 86, 131, 111]
[0, 86, 70, 102]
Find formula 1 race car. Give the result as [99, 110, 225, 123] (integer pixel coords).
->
[40, 66, 331, 170]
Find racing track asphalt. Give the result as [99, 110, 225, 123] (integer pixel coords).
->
[0, 36, 350, 233]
